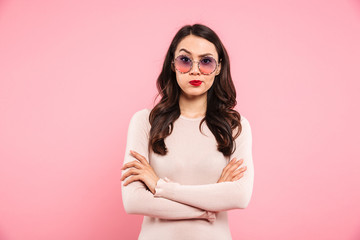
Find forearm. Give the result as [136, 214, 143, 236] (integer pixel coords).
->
[122, 180, 216, 222]
[153, 166, 254, 212]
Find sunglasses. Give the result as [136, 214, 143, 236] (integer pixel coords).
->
[172, 54, 221, 75]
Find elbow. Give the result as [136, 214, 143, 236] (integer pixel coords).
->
[122, 190, 140, 215]
[123, 200, 141, 215]
[233, 179, 254, 209]
[234, 190, 253, 209]
[122, 195, 141, 215]
[122, 181, 153, 215]
[237, 198, 251, 209]
[123, 201, 136, 215]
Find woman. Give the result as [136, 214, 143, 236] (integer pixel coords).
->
[121, 23, 254, 240]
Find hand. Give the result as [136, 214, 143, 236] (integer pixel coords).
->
[206, 211, 217, 223]
[217, 157, 247, 183]
[121, 150, 160, 194]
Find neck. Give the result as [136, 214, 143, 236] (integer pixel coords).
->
[178, 92, 207, 118]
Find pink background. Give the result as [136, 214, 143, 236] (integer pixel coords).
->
[1, 0, 360, 239]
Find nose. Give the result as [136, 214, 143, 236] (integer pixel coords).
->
[189, 60, 200, 75]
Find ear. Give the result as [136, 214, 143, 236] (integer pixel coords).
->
[215, 61, 221, 76]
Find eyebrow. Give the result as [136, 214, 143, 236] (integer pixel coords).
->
[178, 48, 213, 57]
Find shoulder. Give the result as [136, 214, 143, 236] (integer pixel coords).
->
[240, 115, 251, 128]
[127, 108, 151, 135]
[131, 108, 151, 121]
[234, 114, 252, 139]
[232, 107, 250, 129]
[129, 108, 151, 127]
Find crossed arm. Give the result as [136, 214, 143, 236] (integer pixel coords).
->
[121, 109, 254, 221]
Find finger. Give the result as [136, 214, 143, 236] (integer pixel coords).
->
[232, 172, 244, 181]
[122, 161, 142, 170]
[123, 175, 141, 186]
[130, 150, 148, 165]
[223, 171, 233, 182]
[226, 159, 244, 177]
[231, 166, 247, 177]
[219, 157, 239, 181]
[121, 168, 140, 181]
[222, 157, 237, 173]
[223, 159, 243, 180]
[224, 158, 236, 170]
[228, 159, 244, 172]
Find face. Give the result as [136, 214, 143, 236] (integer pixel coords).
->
[172, 35, 221, 98]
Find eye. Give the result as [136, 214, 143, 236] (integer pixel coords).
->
[201, 57, 213, 64]
[180, 56, 191, 62]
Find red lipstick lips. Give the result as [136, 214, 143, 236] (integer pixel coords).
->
[189, 80, 202, 86]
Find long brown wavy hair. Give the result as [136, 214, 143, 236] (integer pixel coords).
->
[148, 23, 242, 157]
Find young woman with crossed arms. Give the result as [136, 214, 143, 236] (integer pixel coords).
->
[121, 23, 254, 240]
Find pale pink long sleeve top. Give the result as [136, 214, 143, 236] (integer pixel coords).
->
[121, 108, 254, 240]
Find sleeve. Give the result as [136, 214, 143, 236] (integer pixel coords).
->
[153, 116, 254, 212]
[121, 109, 216, 222]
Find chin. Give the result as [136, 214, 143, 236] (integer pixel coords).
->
[182, 90, 207, 97]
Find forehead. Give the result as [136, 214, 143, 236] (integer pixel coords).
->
[175, 35, 218, 58]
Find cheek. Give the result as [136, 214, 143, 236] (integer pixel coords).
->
[205, 76, 216, 86]
[175, 74, 186, 88]
[176, 72, 189, 81]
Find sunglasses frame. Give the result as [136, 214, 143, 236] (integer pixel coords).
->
[172, 54, 222, 75]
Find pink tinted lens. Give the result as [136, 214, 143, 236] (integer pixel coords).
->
[199, 57, 217, 74]
[174, 55, 192, 73]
